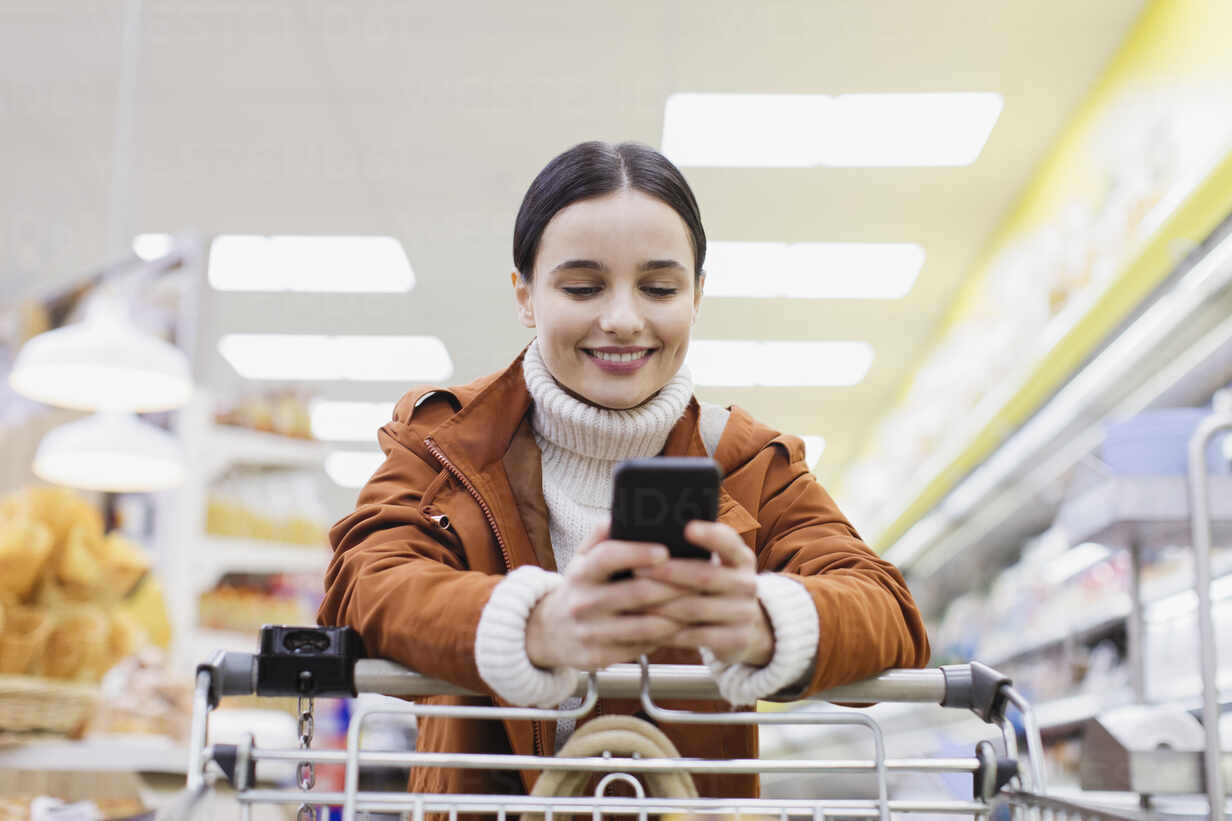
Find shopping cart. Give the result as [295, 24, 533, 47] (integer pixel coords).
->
[167, 622, 1165, 821]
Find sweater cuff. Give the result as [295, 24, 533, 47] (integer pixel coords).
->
[475, 566, 582, 707]
[700, 573, 820, 706]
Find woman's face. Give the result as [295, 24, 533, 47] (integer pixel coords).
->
[513, 188, 703, 410]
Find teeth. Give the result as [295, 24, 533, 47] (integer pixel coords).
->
[590, 350, 649, 363]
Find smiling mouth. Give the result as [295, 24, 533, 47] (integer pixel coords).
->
[583, 349, 655, 363]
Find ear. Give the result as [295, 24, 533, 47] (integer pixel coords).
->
[512, 270, 535, 328]
[692, 272, 705, 325]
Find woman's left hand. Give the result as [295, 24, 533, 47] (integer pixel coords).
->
[634, 520, 774, 667]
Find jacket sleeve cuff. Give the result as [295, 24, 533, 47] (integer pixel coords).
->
[700, 573, 820, 706]
[475, 565, 582, 707]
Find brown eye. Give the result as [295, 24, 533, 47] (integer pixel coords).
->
[643, 287, 678, 298]
[563, 286, 600, 297]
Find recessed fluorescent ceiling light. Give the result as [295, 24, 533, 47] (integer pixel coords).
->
[825, 93, 1003, 166]
[662, 94, 829, 167]
[686, 340, 873, 386]
[662, 92, 1001, 167]
[207, 235, 414, 293]
[310, 400, 396, 442]
[801, 435, 825, 470]
[325, 450, 385, 488]
[218, 335, 452, 382]
[704, 242, 924, 299]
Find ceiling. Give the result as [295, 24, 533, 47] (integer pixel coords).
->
[0, 0, 1147, 500]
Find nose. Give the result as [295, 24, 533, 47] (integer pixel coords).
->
[598, 288, 645, 338]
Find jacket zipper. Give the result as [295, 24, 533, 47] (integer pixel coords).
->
[425, 438, 514, 572]
[423, 436, 545, 760]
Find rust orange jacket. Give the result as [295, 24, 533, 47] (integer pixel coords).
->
[318, 346, 930, 798]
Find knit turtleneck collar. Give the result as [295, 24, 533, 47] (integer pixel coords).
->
[522, 337, 693, 461]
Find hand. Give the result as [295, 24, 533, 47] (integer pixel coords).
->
[525, 524, 684, 671]
[635, 520, 774, 667]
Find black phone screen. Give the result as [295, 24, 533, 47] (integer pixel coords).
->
[609, 457, 720, 565]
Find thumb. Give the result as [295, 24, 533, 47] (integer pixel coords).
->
[576, 522, 610, 556]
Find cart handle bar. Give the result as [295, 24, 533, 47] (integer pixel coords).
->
[204, 649, 1011, 722]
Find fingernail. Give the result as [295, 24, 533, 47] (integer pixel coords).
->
[652, 547, 669, 562]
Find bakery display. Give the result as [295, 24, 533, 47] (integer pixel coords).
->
[0, 485, 166, 683]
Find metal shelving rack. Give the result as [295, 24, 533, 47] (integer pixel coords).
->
[155, 250, 335, 673]
[857, 210, 1232, 815]
[166, 392, 331, 672]
[1052, 472, 1232, 705]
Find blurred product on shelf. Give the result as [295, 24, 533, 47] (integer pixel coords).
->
[935, 529, 1127, 664]
[0, 795, 148, 821]
[119, 573, 172, 650]
[1144, 581, 1232, 703]
[1044, 736, 1084, 787]
[197, 572, 321, 635]
[933, 519, 1232, 713]
[88, 647, 193, 741]
[1101, 407, 1231, 475]
[0, 486, 170, 687]
[214, 389, 314, 439]
[205, 466, 328, 546]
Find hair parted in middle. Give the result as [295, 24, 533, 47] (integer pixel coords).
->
[512, 141, 707, 282]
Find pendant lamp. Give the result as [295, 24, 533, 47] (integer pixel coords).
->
[32, 411, 186, 493]
[9, 307, 193, 413]
[11, 292, 194, 492]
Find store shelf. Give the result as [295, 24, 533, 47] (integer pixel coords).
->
[984, 548, 1232, 668]
[202, 424, 327, 478]
[881, 210, 1232, 588]
[1055, 474, 1232, 547]
[984, 613, 1126, 669]
[1034, 687, 1135, 735]
[191, 536, 330, 582]
[1036, 682, 1232, 737]
[872, 146, 1232, 558]
[0, 734, 187, 773]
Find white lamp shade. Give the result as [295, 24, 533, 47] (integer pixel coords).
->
[10, 316, 193, 412]
[33, 412, 187, 492]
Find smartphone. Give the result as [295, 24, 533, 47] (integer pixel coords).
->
[609, 457, 721, 578]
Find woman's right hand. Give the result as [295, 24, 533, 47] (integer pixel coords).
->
[525, 524, 684, 671]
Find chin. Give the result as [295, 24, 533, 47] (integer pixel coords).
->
[584, 387, 648, 410]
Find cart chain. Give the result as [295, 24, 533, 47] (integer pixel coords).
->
[296, 694, 316, 821]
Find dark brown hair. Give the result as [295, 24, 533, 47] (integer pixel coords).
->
[512, 141, 706, 281]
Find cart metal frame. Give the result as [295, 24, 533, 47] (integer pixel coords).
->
[178, 648, 1076, 821]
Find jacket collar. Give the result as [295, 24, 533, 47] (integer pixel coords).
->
[425, 344, 536, 476]
[426, 344, 760, 567]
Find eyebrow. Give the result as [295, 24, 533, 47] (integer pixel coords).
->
[548, 258, 687, 274]
[640, 259, 687, 272]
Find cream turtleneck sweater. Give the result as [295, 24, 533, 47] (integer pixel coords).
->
[474, 339, 820, 711]
[522, 338, 693, 571]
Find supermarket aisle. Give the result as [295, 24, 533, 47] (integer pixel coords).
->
[4, 0, 1232, 817]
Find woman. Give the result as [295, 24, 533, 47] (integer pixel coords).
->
[318, 141, 929, 799]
